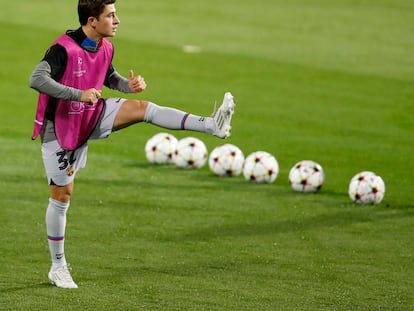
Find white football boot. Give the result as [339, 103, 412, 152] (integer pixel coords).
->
[48, 265, 78, 289]
[212, 92, 235, 139]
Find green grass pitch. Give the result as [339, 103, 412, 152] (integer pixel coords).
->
[1, 0, 413, 309]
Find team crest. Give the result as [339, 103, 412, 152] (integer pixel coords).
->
[66, 165, 74, 176]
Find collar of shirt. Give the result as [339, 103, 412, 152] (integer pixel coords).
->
[81, 36, 99, 51]
[66, 28, 100, 52]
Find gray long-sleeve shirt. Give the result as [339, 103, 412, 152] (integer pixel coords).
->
[29, 60, 132, 101]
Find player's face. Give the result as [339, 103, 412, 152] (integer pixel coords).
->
[94, 4, 120, 38]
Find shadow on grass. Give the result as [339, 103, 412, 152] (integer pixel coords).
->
[165, 207, 414, 242]
[0, 282, 52, 294]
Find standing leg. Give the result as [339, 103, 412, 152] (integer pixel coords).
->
[42, 140, 88, 289]
[46, 183, 78, 289]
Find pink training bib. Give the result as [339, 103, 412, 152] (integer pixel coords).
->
[32, 34, 114, 150]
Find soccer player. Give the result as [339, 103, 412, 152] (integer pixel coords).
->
[29, 0, 235, 289]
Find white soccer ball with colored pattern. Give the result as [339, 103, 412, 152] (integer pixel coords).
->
[145, 132, 178, 164]
[243, 151, 279, 183]
[208, 144, 245, 176]
[348, 171, 385, 204]
[174, 137, 208, 169]
[289, 160, 325, 193]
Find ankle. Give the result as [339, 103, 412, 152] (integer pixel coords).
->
[204, 117, 216, 134]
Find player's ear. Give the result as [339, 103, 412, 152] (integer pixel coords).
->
[88, 16, 98, 28]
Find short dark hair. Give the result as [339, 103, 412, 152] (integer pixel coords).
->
[78, 0, 116, 25]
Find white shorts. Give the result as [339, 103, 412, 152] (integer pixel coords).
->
[42, 98, 125, 186]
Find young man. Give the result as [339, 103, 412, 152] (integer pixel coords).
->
[29, 0, 235, 289]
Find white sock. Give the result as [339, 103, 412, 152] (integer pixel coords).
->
[144, 102, 216, 134]
[46, 198, 69, 270]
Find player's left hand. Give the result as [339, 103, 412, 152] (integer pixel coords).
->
[128, 69, 147, 93]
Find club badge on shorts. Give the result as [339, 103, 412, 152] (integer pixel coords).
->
[66, 165, 74, 177]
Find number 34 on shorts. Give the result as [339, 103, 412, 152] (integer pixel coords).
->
[41, 140, 88, 185]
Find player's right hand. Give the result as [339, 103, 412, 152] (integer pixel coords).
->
[81, 88, 101, 104]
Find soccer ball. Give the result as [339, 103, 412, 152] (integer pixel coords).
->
[145, 132, 178, 164]
[174, 136, 208, 169]
[243, 151, 279, 183]
[289, 160, 325, 193]
[208, 144, 245, 176]
[348, 171, 385, 204]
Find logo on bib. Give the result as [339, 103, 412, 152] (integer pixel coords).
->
[74, 56, 86, 77]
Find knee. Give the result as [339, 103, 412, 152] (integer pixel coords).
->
[133, 100, 149, 119]
[50, 184, 73, 203]
[114, 100, 149, 130]
[135, 100, 148, 110]
[55, 192, 71, 203]
[127, 99, 148, 113]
